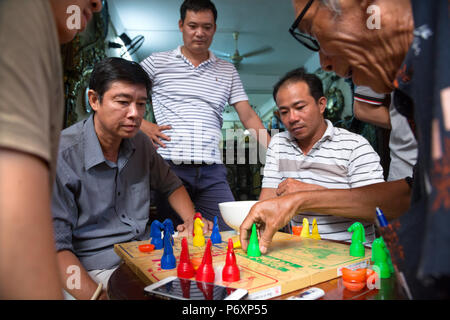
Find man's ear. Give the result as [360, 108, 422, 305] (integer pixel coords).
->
[318, 96, 327, 114]
[88, 89, 100, 112]
[178, 19, 184, 32]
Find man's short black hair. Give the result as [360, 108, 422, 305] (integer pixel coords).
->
[273, 67, 324, 103]
[180, 0, 218, 23]
[89, 57, 152, 102]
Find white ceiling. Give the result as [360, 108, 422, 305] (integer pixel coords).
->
[107, 0, 319, 81]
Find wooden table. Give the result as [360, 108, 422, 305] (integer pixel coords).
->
[107, 261, 405, 300]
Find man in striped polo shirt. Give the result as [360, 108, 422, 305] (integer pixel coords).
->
[260, 68, 385, 243]
[140, 0, 270, 230]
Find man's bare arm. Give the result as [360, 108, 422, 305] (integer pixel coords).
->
[57, 250, 107, 300]
[240, 180, 411, 254]
[0, 149, 62, 299]
[234, 100, 271, 149]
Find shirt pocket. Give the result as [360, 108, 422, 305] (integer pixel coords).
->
[127, 181, 150, 221]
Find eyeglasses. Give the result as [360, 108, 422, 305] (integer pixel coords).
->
[289, 0, 320, 52]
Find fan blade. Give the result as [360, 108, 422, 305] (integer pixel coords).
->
[241, 46, 274, 58]
[211, 49, 231, 58]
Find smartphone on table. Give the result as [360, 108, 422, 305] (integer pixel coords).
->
[144, 276, 248, 300]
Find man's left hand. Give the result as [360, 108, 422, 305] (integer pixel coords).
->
[276, 178, 326, 196]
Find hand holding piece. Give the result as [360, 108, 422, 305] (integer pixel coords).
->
[239, 193, 300, 254]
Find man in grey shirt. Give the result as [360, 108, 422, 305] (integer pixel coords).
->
[52, 58, 204, 300]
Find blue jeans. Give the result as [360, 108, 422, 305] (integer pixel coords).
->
[155, 162, 235, 231]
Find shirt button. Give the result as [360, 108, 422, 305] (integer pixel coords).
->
[118, 192, 121, 196]
[121, 214, 126, 218]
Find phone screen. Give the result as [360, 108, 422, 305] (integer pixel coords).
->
[149, 278, 239, 300]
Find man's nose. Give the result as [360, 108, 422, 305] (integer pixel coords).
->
[288, 109, 300, 123]
[319, 52, 334, 72]
[127, 103, 140, 118]
[90, 0, 103, 13]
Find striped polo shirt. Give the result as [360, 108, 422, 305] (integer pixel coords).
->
[140, 46, 248, 164]
[262, 120, 385, 243]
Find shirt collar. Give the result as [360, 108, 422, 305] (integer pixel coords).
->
[174, 45, 216, 66]
[83, 114, 136, 171]
[287, 119, 335, 154]
[287, 119, 334, 141]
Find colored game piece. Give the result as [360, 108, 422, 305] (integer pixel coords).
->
[191, 257, 202, 271]
[347, 222, 366, 257]
[222, 238, 240, 282]
[138, 244, 155, 253]
[310, 218, 321, 240]
[150, 220, 164, 249]
[233, 239, 241, 249]
[371, 237, 392, 278]
[247, 223, 261, 257]
[193, 217, 205, 247]
[195, 239, 215, 283]
[163, 219, 175, 246]
[300, 218, 311, 238]
[292, 225, 303, 236]
[192, 212, 202, 236]
[160, 226, 176, 270]
[210, 216, 222, 244]
[177, 237, 195, 279]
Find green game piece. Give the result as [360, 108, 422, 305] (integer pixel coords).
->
[247, 224, 261, 257]
[347, 222, 365, 257]
[371, 237, 392, 279]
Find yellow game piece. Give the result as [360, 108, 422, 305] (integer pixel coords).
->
[300, 218, 311, 238]
[233, 239, 241, 249]
[310, 218, 321, 240]
[193, 217, 205, 247]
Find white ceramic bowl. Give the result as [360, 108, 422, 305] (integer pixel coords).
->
[218, 200, 258, 231]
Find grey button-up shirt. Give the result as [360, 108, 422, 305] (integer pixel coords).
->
[52, 115, 182, 270]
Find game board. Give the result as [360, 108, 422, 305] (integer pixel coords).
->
[114, 231, 371, 299]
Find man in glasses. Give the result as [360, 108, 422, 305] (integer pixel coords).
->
[241, 0, 449, 299]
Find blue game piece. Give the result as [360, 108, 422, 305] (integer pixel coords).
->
[150, 220, 164, 249]
[163, 219, 175, 246]
[160, 227, 176, 270]
[210, 216, 222, 244]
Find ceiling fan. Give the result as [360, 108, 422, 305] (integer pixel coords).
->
[214, 31, 273, 69]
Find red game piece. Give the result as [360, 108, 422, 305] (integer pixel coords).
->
[222, 238, 240, 282]
[195, 239, 215, 283]
[177, 237, 195, 279]
[138, 244, 155, 253]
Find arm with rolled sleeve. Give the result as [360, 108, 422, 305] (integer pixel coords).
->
[260, 135, 283, 200]
[52, 173, 78, 254]
[148, 145, 196, 231]
[51, 162, 106, 299]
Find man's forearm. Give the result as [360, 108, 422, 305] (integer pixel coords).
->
[293, 180, 411, 222]
[167, 186, 196, 222]
[0, 149, 63, 299]
[57, 250, 102, 300]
